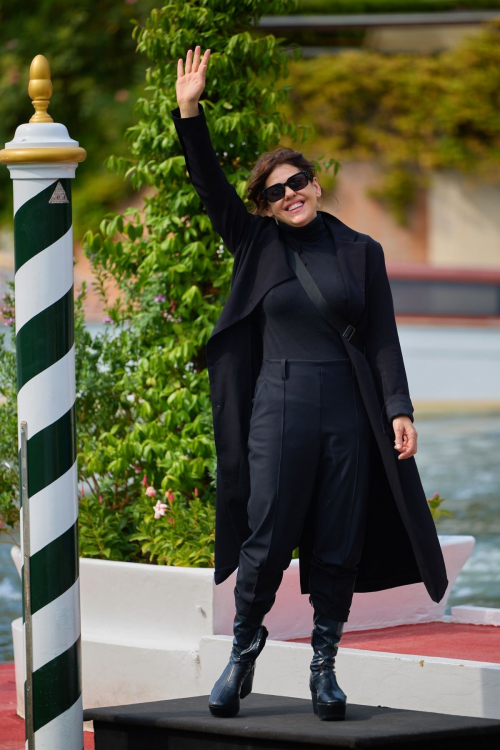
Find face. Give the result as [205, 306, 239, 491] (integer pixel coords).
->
[262, 163, 321, 227]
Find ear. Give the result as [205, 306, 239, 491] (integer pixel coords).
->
[263, 204, 274, 218]
[313, 177, 322, 198]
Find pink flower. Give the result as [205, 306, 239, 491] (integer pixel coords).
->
[102, 316, 113, 324]
[194, 487, 198, 497]
[98, 495, 103, 504]
[142, 474, 148, 486]
[114, 89, 130, 103]
[153, 500, 168, 519]
[146, 486, 157, 498]
[154, 294, 166, 303]
[80, 486, 85, 497]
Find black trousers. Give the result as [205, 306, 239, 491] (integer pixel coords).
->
[234, 358, 371, 623]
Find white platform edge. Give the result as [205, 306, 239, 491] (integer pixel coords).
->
[451, 605, 500, 626]
[200, 635, 500, 720]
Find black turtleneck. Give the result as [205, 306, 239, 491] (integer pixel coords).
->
[256, 211, 350, 360]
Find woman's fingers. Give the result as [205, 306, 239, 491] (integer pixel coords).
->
[392, 417, 418, 459]
[199, 51, 210, 82]
[185, 48, 193, 75]
[398, 434, 417, 459]
[177, 47, 210, 80]
[393, 422, 405, 451]
[192, 45, 201, 73]
[397, 429, 418, 459]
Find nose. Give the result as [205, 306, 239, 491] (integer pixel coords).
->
[284, 185, 297, 200]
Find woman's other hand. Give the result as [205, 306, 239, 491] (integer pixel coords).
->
[177, 45, 211, 117]
[392, 415, 418, 459]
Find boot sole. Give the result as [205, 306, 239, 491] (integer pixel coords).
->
[311, 690, 346, 721]
[209, 699, 240, 718]
[208, 665, 254, 718]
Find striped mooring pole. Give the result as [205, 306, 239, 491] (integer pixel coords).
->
[0, 55, 86, 748]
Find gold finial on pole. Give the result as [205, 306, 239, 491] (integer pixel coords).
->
[0, 53, 86, 165]
[28, 55, 54, 123]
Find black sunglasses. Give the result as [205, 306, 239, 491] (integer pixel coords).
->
[261, 170, 312, 203]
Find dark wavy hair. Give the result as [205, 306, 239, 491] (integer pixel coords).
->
[246, 147, 320, 216]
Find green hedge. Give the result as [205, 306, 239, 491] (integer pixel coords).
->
[279, 17, 500, 223]
[294, 0, 500, 14]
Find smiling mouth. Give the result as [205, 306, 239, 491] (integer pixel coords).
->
[286, 202, 304, 212]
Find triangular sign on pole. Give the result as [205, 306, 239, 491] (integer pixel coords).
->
[48, 181, 69, 204]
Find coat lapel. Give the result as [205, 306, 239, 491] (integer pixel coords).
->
[208, 210, 367, 344]
[322, 211, 367, 326]
[208, 235, 294, 342]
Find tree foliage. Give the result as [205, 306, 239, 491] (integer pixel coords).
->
[75, 0, 312, 564]
[1, 0, 312, 565]
[280, 18, 500, 223]
[295, 0, 500, 12]
[0, 0, 158, 233]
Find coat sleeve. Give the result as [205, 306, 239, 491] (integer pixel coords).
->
[170, 102, 258, 257]
[364, 238, 414, 432]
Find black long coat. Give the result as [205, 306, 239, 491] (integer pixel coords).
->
[171, 103, 449, 604]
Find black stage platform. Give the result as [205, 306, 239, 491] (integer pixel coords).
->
[84, 692, 500, 750]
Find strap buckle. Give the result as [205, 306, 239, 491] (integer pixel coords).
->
[343, 324, 356, 341]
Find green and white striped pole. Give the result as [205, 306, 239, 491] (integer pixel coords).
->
[0, 55, 86, 749]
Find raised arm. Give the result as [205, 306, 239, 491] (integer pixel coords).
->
[172, 46, 257, 255]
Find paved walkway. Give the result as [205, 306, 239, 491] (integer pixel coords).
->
[0, 663, 94, 750]
[292, 621, 500, 663]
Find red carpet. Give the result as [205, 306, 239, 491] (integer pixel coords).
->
[0, 663, 94, 750]
[291, 622, 500, 663]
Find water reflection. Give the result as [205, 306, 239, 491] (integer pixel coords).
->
[416, 413, 500, 611]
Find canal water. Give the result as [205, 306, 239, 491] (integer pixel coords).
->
[1, 326, 499, 663]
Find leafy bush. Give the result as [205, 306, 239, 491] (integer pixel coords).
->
[0, 291, 18, 546]
[427, 492, 452, 521]
[295, 0, 500, 12]
[1, 0, 311, 565]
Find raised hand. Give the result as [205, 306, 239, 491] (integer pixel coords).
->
[176, 45, 211, 115]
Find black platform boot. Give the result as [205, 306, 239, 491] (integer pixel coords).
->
[309, 611, 347, 721]
[208, 611, 269, 718]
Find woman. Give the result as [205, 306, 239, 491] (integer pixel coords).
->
[172, 46, 448, 721]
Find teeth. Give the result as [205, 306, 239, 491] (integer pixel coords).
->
[287, 202, 304, 211]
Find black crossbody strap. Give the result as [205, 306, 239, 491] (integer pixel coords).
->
[285, 244, 362, 353]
